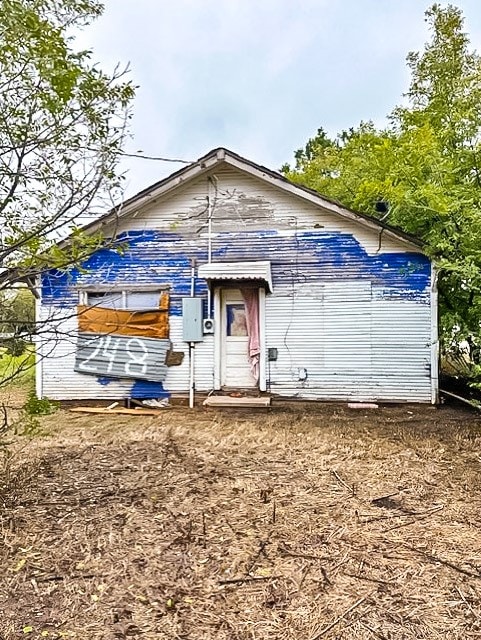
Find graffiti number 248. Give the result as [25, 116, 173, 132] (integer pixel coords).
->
[78, 335, 149, 377]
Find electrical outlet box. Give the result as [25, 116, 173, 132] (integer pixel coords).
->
[182, 298, 203, 342]
[268, 347, 278, 361]
[203, 318, 215, 334]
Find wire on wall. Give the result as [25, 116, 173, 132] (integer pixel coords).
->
[282, 216, 302, 378]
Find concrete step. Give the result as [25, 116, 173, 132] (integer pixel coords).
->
[203, 396, 271, 408]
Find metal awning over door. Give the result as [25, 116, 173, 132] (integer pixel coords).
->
[198, 261, 272, 292]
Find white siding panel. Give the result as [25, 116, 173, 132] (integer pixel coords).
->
[41, 295, 430, 402]
[323, 282, 372, 371]
[161, 316, 214, 393]
[265, 287, 431, 403]
[266, 289, 324, 386]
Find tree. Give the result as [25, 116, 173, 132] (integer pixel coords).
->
[284, 4, 481, 361]
[0, 0, 135, 290]
[0, 287, 35, 335]
[0, 0, 134, 383]
[0, 287, 35, 359]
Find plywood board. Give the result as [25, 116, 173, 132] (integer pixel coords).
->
[70, 407, 165, 416]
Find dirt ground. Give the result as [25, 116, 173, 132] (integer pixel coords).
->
[1, 392, 481, 640]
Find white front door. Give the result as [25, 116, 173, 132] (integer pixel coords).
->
[221, 288, 257, 388]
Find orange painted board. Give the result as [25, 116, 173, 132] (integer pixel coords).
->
[77, 304, 169, 339]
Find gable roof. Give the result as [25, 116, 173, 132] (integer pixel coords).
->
[82, 147, 423, 250]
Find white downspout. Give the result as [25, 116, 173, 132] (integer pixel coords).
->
[207, 178, 213, 319]
[258, 287, 267, 392]
[189, 259, 196, 409]
[213, 287, 221, 389]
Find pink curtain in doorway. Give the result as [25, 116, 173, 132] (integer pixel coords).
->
[240, 288, 260, 382]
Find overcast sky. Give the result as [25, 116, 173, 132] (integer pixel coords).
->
[78, 1, 481, 197]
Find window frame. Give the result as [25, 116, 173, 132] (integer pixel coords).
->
[78, 285, 169, 312]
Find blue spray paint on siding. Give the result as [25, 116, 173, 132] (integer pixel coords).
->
[41, 228, 430, 397]
[42, 229, 430, 309]
[96, 376, 169, 399]
[212, 231, 430, 297]
[97, 378, 170, 398]
[42, 231, 209, 312]
[131, 380, 170, 399]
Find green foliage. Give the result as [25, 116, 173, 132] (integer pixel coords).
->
[0, 0, 135, 286]
[0, 347, 35, 385]
[285, 4, 481, 356]
[0, 0, 135, 388]
[3, 339, 27, 357]
[23, 389, 58, 416]
[0, 288, 35, 339]
[13, 390, 58, 438]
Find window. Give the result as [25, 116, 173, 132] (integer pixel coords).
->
[77, 287, 170, 340]
[80, 288, 168, 311]
[226, 303, 248, 336]
[75, 285, 175, 382]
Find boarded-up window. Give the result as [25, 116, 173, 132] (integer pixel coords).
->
[75, 333, 170, 381]
[126, 291, 165, 310]
[75, 288, 174, 381]
[87, 291, 123, 309]
[77, 305, 169, 339]
[77, 289, 169, 339]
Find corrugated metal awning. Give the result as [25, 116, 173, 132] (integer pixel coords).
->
[198, 261, 272, 292]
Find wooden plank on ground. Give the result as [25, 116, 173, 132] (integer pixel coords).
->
[347, 403, 379, 409]
[70, 407, 165, 416]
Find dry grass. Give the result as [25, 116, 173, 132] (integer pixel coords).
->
[1, 397, 481, 639]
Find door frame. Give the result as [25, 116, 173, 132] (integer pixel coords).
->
[213, 285, 266, 391]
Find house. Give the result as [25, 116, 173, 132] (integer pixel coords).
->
[36, 148, 438, 404]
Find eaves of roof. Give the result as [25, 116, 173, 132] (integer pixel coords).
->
[77, 147, 424, 251]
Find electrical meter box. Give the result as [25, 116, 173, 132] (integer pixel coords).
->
[182, 298, 203, 342]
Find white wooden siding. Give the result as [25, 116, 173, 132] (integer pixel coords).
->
[265, 287, 431, 402]
[113, 167, 411, 255]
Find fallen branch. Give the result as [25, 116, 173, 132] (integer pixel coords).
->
[360, 620, 389, 640]
[0, 402, 9, 438]
[382, 505, 444, 532]
[278, 545, 330, 562]
[35, 573, 99, 583]
[343, 572, 392, 586]
[403, 544, 481, 580]
[455, 586, 479, 619]
[244, 538, 270, 576]
[70, 407, 164, 416]
[202, 511, 207, 549]
[330, 469, 355, 495]
[370, 492, 400, 509]
[219, 575, 281, 585]
[219, 538, 274, 587]
[309, 592, 373, 640]
[440, 389, 481, 411]
[363, 504, 444, 525]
